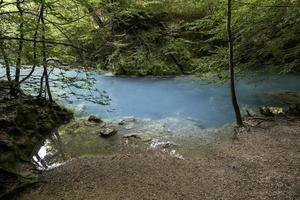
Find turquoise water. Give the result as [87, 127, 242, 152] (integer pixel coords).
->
[1, 67, 300, 128]
[2, 66, 300, 168]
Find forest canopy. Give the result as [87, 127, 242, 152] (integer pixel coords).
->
[0, 0, 299, 78]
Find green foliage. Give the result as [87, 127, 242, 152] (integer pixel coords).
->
[1, 0, 299, 77]
[233, 0, 300, 72]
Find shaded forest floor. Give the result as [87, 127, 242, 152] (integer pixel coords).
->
[18, 117, 300, 200]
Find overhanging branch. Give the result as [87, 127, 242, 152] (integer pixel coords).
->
[0, 36, 87, 51]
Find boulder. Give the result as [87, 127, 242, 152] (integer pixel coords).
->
[99, 127, 117, 138]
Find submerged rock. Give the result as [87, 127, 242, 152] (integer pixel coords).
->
[118, 117, 136, 130]
[88, 115, 103, 123]
[99, 127, 117, 138]
[118, 117, 136, 125]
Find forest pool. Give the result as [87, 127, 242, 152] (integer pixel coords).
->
[1, 66, 300, 128]
[2, 66, 300, 168]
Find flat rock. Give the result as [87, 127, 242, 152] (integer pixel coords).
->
[99, 127, 117, 138]
[118, 117, 136, 125]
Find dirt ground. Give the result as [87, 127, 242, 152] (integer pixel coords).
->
[18, 117, 300, 200]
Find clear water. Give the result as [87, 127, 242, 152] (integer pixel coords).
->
[2, 66, 300, 168]
[1, 66, 300, 128]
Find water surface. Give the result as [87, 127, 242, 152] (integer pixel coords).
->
[1, 67, 300, 127]
[2, 66, 300, 168]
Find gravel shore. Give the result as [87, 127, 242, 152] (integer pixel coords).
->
[19, 117, 300, 200]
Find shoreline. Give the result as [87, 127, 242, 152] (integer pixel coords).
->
[18, 117, 300, 200]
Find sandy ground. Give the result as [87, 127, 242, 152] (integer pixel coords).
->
[18, 117, 300, 200]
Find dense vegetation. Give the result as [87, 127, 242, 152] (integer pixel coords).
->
[1, 0, 299, 80]
[73, 0, 300, 76]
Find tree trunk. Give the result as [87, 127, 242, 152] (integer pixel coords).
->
[227, 0, 244, 126]
[18, 5, 43, 85]
[0, 41, 11, 87]
[38, 70, 45, 98]
[15, 0, 24, 88]
[41, 0, 52, 102]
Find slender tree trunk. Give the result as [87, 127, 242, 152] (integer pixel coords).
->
[18, 5, 43, 85]
[0, 40, 13, 92]
[227, 0, 244, 126]
[0, 41, 11, 81]
[41, 0, 52, 102]
[38, 70, 45, 98]
[15, 0, 24, 87]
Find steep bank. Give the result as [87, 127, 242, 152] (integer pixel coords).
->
[0, 81, 73, 199]
[19, 117, 300, 200]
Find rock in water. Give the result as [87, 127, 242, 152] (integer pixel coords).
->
[118, 117, 136, 125]
[88, 116, 103, 123]
[99, 127, 117, 138]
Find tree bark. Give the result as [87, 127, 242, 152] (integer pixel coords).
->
[227, 0, 244, 126]
[41, 0, 52, 102]
[0, 40, 13, 92]
[15, 0, 24, 87]
[38, 70, 45, 98]
[18, 5, 43, 85]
